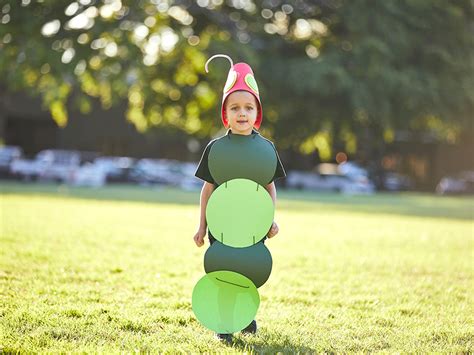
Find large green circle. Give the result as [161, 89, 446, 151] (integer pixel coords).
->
[206, 178, 274, 248]
[192, 270, 260, 333]
[204, 241, 272, 288]
[208, 133, 277, 186]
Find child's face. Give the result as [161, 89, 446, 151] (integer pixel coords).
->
[225, 91, 258, 135]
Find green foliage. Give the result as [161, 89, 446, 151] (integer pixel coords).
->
[256, 0, 474, 152]
[0, 1, 472, 153]
[0, 182, 473, 352]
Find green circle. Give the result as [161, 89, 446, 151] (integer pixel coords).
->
[192, 270, 260, 333]
[204, 241, 272, 288]
[206, 178, 274, 248]
[244, 74, 259, 95]
[208, 134, 277, 186]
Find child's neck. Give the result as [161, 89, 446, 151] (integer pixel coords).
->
[229, 128, 253, 136]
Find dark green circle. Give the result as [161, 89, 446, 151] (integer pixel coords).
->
[192, 270, 260, 333]
[206, 178, 274, 248]
[204, 241, 272, 288]
[208, 133, 277, 186]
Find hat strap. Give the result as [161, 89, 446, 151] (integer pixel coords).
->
[205, 54, 234, 73]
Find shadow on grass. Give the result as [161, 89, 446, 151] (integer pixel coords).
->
[1, 181, 472, 221]
[230, 333, 316, 353]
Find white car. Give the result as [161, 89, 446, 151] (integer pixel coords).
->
[179, 161, 201, 190]
[287, 163, 375, 194]
[318, 162, 375, 194]
[93, 156, 135, 183]
[11, 149, 80, 182]
[72, 162, 107, 187]
[436, 171, 474, 195]
[0, 146, 23, 177]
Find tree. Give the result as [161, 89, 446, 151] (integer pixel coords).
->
[1, 0, 473, 161]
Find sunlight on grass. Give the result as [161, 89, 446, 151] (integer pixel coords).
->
[0, 183, 473, 352]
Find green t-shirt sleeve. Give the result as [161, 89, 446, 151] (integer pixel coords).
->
[195, 141, 216, 184]
[272, 143, 286, 182]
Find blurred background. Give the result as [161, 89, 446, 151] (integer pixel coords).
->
[0, 0, 473, 194]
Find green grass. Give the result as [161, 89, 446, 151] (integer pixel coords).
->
[1, 181, 473, 352]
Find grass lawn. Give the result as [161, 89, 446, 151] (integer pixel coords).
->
[1, 181, 473, 352]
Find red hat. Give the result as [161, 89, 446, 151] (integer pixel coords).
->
[205, 55, 262, 129]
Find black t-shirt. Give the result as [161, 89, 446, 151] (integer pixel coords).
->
[195, 129, 286, 186]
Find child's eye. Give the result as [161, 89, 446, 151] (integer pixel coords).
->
[246, 106, 254, 111]
[230, 107, 238, 111]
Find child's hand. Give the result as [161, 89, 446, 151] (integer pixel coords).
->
[193, 228, 206, 247]
[267, 221, 279, 238]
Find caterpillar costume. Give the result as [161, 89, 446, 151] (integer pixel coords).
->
[192, 55, 284, 333]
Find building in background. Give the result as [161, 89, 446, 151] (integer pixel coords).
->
[0, 91, 198, 161]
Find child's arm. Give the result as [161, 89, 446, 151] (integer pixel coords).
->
[193, 181, 215, 247]
[265, 182, 279, 238]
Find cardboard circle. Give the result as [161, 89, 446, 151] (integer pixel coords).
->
[192, 270, 260, 333]
[206, 178, 274, 248]
[244, 74, 259, 95]
[208, 134, 277, 186]
[224, 70, 238, 93]
[204, 241, 272, 288]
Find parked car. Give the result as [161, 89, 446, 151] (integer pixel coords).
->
[93, 156, 135, 183]
[318, 162, 375, 194]
[130, 159, 182, 185]
[287, 170, 316, 190]
[0, 145, 23, 178]
[72, 162, 107, 187]
[383, 172, 414, 191]
[286, 162, 375, 194]
[130, 158, 201, 190]
[10, 149, 80, 182]
[436, 171, 474, 195]
[337, 161, 369, 180]
[179, 162, 201, 190]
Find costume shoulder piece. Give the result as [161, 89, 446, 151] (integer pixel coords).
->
[208, 132, 277, 186]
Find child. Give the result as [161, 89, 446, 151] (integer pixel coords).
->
[192, 55, 286, 341]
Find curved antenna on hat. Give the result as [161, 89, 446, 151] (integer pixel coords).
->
[205, 54, 234, 73]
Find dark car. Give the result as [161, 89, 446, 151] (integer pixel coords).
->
[130, 159, 182, 185]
